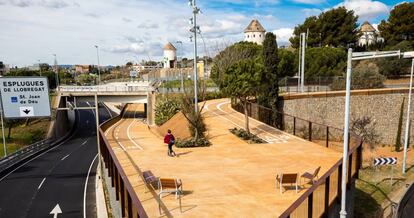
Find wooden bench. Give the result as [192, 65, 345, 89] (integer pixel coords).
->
[158, 178, 183, 199]
[276, 173, 299, 194]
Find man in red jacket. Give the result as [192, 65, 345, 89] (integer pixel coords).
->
[164, 129, 176, 157]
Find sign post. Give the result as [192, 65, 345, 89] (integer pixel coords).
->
[374, 157, 397, 187]
[0, 77, 51, 119]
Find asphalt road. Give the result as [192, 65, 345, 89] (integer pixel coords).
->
[0, 100, 114, 218]
[399, 184, 414, 218]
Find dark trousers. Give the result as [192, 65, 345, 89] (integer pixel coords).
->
[168, 142, 175, 156]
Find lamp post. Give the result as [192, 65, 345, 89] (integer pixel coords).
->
[189, 0, 200, 113]
[95, 45, 101, 86]
[403, 58, 414, 174]
[53, 54, 59, 91]
[176, 41, 184, 92]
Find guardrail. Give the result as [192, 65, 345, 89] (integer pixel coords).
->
[0, 139, 54, 174]
[59, 85, 150, 93]
[99, 113, 148, 218]
[232, 99, 363, 218]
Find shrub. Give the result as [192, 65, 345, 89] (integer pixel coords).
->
[229, 128, 266, 144]
[396, 98, 405, 151]
[154, 97, 181, 126]
[176, 138, 211, 148]
[331, 61, 385, 91]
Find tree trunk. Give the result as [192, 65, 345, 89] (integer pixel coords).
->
[242, 98, 250, 134]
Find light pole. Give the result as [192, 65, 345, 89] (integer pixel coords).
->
[176, 41, 184, 92]
[38, 59, 42, 76]
[300, 33, 306, 92]
[95, 45, 101, 86]
[403, 58, 414, 174]
[53, 54, 59, 91]
[339, 50, 414, 217]
[189, 0, 200, 113]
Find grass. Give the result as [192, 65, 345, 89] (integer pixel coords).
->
[354, 163, 414, 217]
[0, 119, 50, 157]
[160, 79, 218, 89]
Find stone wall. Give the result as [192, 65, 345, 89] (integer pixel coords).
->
[281, 88, 414, 145]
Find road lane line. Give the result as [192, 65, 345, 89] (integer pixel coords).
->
[86, 102, 95, 118]
[126, 105, 143, 150]
[61, 154, 70, 161]
[83, 154, 98, 218]
[82, 140, 88, 145]
[102, 103, 113, 118]
[37, 177, 46, 190]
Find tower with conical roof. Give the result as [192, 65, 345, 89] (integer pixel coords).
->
[358, 21, 384, 46]
[163, 42, 177, 69]
[244, 19, 266, 45]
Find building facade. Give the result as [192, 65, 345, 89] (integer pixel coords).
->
[244, 19, 266, 45]
[163, 42, 177, 69]
[358, 21, 384, 46]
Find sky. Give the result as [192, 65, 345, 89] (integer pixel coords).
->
[0, 0, 407, 67]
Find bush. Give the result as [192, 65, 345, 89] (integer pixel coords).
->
[331, 61, 385, 90]
[176, 138, 211, 148]
[229, 128, 266, 144]
[155, 97, 181, 126]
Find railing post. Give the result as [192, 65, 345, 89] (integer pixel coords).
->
[120, 180, 126, 217]
[309, 122, 312, 141]
[337, 164, 342, 204]
[326, 127, 329, 148]
[348, 153, 353, 189]
[308, 192, 313, 218]
[293, 117, 296, 135]
[324, 176, 330, 218]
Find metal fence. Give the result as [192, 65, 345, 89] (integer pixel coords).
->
[99, 116, 148, 218]
[231, 99, 363, 218]
[59, 84, 150, 93]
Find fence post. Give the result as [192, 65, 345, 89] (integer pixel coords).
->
[326, 127, 329, 148]
[324, 176, 330, 217]
[309, 122, 312, 141]
[293, 117, 296, 135]
[308, 192, 313, 218]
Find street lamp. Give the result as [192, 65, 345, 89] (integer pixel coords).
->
[189, 0, 200, 113]
[53, 54, 59, 91]
[95, 45, 101, 86]
[339, 49, 414, 217]
[176, 41, 184, 92]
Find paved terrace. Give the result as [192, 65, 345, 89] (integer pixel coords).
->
[104, 99, 342, 217]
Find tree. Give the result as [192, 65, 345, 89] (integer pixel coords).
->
[277, 49, 296, 78]
[378, 2, 414, 45]
[260, 32, 281, 127]
[211, 41, 262, 86]
[290, 7, 359, 48]
[302, 47, 347, 78]
[221, 59, 263, 134]
[376, 41, 413, 77]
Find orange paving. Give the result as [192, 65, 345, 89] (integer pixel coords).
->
[104, 99, 342, 217]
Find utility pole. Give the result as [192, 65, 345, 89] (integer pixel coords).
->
[189, 0, 200, 113]
[297, 35, 302, 92]
[95, 45, 101, 87]
[53, 54, 59, 91]
[176, 41, 184, 93]
[301, 33, 306, 92]
[403, 58, 414, 174]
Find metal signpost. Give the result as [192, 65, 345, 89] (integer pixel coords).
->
[374, 157, 397, 185]
[0, 77, 51, 157]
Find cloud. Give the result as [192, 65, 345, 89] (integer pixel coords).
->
[291, 0, 325, 4]
[272, 28, 294, 45]
[122, 17, 132, 23]
[336, 0, 389, 21]
[39, 0, 69, 9]
[302, 8, 322, 16]
[106, 41, 163, 57]
[137, 21, 159, 29]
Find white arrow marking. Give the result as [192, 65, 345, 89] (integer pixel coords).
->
[50, 204, 62, 218]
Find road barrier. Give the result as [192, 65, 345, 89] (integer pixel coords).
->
[232, 99, 363, 218]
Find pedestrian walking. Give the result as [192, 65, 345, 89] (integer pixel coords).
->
[164, 129, 176, 157]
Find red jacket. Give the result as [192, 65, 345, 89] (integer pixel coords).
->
[164, 134, 175, 144]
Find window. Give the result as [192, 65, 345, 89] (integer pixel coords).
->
[253, 34, 255, 38]
[259, 34, 261, 37]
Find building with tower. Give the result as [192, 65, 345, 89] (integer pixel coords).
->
[244, 19, 266, 45]
[358, 21, 384, 47]
[163, 42, 177, 69]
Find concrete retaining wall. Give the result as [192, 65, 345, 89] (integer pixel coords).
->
[281, 88, 414, 145]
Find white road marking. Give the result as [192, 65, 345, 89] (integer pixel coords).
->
[126, 106, 143, 150]
[216, 101, 290, 143]
[61, 154, 70, 161]
[102, 103, 113, 118]
[86, 102, 95, 118]
[38, 177, 46, 189]
[50, 204, 62, 218]
[82, 140, 88, 145]
[83, 154, 98, 218]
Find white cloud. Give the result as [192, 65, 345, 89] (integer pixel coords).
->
[302, 8, 322, 16]
[292, 0, 325, 4]
[336, 0, 389, 21]
[272, 28, 294, 45]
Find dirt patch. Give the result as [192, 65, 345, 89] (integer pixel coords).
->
[156, 112, 191, 140]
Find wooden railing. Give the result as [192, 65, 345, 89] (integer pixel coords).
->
[231, 99, 363, 218]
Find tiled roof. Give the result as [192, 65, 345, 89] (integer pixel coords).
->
[244, 19, 266, 33]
